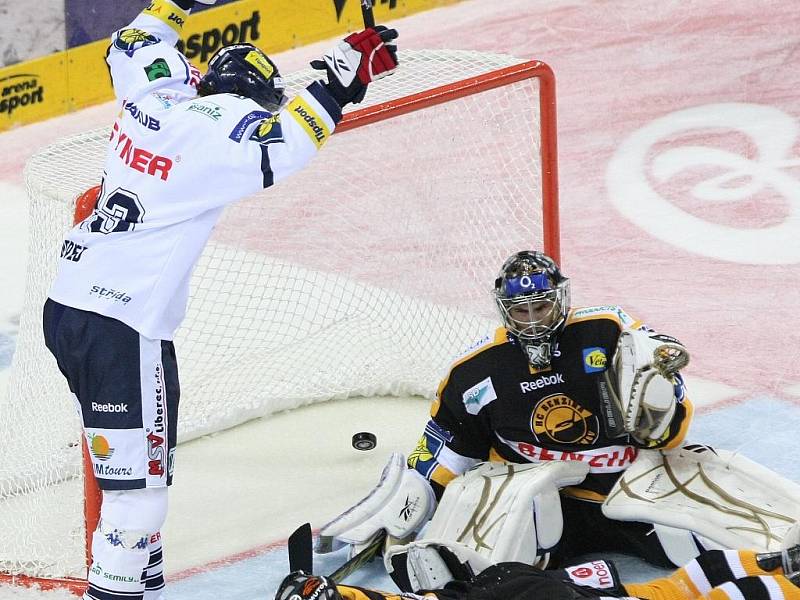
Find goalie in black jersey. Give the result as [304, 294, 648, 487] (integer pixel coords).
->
[316, 250, 800, 584]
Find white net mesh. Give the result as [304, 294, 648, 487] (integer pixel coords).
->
[0, 50, 554, 579]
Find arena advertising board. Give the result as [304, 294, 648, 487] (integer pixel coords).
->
[0, 0, 458, 132]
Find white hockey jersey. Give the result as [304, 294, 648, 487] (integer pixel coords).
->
[48, 0, 342, 340]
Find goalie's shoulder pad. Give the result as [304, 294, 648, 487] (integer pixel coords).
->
[318, 453, 434, 550]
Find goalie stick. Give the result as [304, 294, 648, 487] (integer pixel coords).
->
[288, 523, 388, 582]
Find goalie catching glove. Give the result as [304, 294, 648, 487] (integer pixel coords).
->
[606, 329, 689, 445]
[311, 26, 399, 107]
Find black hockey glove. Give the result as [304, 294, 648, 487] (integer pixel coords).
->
[274, 571, 342, 600]
[311, 26, 399, 107]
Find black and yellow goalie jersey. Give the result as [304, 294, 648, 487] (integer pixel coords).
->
[408, 305, 693, 500]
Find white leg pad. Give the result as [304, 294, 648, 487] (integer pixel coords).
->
[603, 445, 800, 564]
[412, 461, 588, 566]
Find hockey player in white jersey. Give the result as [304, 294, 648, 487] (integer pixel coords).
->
[42, 1, 399, 598]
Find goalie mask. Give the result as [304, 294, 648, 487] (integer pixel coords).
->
[494, 251, 570, 368]
[197, 44, 286, 111]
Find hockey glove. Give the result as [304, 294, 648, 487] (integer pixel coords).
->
[311, 26, 399, 107]
[608, 330, 689, 445]
[274, 572, 342, 600]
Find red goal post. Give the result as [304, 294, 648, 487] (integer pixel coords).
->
[1, 50, 558, 594]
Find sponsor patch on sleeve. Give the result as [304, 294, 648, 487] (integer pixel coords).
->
[249, 114, 284, 145]
[144, 58, 172, 82]
[113, 29, 160, 57]
[143, 0, 189, 34]
[408, 425, 446, 479]
[287, 97, 330, 148]
[462, 376, 497, 415]
[582, 347, 607, 373]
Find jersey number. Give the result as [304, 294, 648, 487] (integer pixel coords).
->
[88, 187, 145, 234]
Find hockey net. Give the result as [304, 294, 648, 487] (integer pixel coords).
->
[0, 50, 558, 588]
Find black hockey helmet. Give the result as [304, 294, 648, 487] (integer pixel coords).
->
[494, 250, 570, 368]
[197, 44, 286, 111]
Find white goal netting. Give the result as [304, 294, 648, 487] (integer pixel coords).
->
[0, 50, 556, 580]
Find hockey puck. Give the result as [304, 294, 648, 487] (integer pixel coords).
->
[352, 431, 377, 451]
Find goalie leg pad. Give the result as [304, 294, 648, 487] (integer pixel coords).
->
[412, 461, 589, 568]
[603, 446, 800, 565]
[318, 453, 435, 554]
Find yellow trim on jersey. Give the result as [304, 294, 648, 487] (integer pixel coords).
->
[432, 327, 509, 417]
[566, 305, 642, 331]
[625, 579, 689, 600]
[287, 96, 331, 148]
[561, 486, 607, 503]
[775, 574, 800, 599]
[739, 550, 770, 576]
[143, 0, 189, 34]
[488, 447, 509, 463]
[430, 464, 458, 489]
[339, 587, 377, 600]
[663, 396, 694, 450]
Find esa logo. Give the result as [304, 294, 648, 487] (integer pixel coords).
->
[462, 377, 497, 415]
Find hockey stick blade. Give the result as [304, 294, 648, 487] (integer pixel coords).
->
[360, 0, 376, 28]
[288, 523, 314, 574]
[328, 530, 387, 582]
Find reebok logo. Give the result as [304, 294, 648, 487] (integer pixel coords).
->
[91, 402, 128, 413]
[520, 373, 564, 393]
[399, 495, 419, 522]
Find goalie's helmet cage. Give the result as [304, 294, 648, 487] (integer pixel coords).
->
[197, 43, 287, 111]
[494, 250, 570, 367]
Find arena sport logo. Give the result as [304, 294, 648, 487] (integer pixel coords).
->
[176, 11, 261, 64]
[0, 74, 44, 117]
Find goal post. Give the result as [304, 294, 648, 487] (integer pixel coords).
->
[0, 50, 559, 592]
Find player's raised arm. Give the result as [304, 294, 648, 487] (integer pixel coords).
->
[106, 0, 215, 103]
[211, 26, 400, 194]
